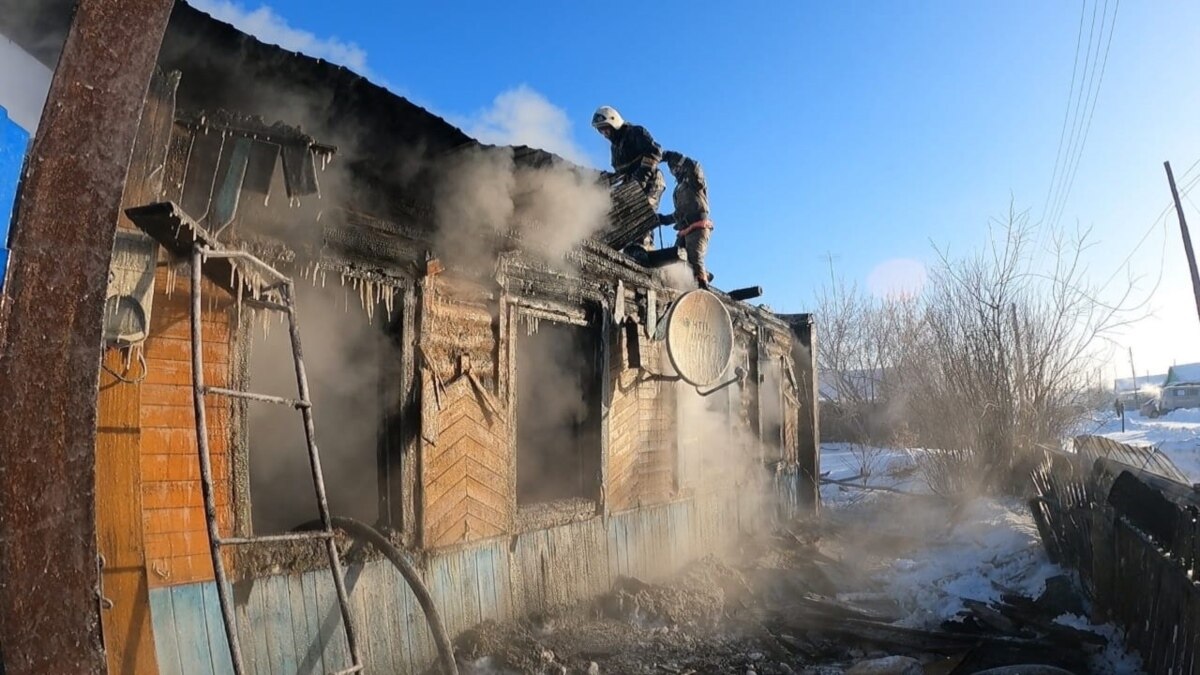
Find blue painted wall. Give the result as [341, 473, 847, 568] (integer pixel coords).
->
[146, 477, 799, 675]
[0, 106, 29, 291]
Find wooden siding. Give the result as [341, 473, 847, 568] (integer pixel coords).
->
[607, 322, 678, 511]
[420, 371, 512, 548]
[147, 481, 788, 674]
[417, 275, 512, 549]
[141, 266, 236, 588]
[95, 67, 179, 675]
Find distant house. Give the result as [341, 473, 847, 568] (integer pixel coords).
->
[1157, 363, 1200, 414]
[1113, 372, 1167, 394]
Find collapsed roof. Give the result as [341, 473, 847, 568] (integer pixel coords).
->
[156, 2, 659, 252]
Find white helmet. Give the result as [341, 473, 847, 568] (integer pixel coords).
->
[591, 106, 625, 131]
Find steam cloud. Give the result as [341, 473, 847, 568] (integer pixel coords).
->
[462, 85, 596, 167]
[246, 280, 390, 533]
[432, 145, 612, 269]
[189, 0, 372, 76]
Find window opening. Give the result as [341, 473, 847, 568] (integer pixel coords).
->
[515, 312, 602, 507]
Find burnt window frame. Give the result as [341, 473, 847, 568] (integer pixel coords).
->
[228, 271, 410, 544]
[507, 299, 607, 530]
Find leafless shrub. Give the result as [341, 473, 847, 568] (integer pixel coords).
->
[819, 205, 1143, 496]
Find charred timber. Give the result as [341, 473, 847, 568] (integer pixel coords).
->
[728, 286, 764, 301]
[643, 246, 686, 268]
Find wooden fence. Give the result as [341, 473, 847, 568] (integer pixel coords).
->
[1032, 435, 1200, 674]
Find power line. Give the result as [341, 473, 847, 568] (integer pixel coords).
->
[1098, 156, 1200, 293]
[1038, 0, 1091, 226]
[1047, 0, 1121, 232]
[1042, 0, 1103, 231]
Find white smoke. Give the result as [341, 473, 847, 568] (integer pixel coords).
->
[432, 145, 611, 268]
[189, 0, 372, 76]
[461, 85, 596, 167]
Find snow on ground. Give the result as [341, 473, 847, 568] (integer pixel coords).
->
[819, 442, 1144, 673]
[1087, 408, 1200, 481]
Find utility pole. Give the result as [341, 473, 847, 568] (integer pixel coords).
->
[1165, 161, 1200, 326]
[1129, 347, 1139, 407]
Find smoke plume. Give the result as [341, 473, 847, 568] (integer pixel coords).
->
[462, 85, 595, 167]
[431, 145, 612, 269]
[245, 278, 393, 533]
[188, 0, 372, 77]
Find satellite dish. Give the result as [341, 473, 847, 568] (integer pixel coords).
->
[663, 290, 734, 387]
[103, 294, 148, 346]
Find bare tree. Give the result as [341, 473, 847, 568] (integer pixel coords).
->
[816, 274, 918, 478]
[817, 205, 1144, 496]
[900, 206, 1143, 495]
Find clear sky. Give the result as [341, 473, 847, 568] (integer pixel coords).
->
[192, 0, 1200, 382]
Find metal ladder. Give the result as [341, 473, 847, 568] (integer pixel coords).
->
[188, 245, 363, 675]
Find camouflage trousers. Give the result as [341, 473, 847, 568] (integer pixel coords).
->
[677, 227, 711, 288]
[637, 170, 667, 250]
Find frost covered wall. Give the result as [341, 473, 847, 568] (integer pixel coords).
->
[90, 64, 242, 675]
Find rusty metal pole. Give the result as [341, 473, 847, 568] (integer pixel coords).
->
[0, 1, 175, 673]
[1165, 161, 1200, 328]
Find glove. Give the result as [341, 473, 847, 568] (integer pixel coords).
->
[658, 213, 674, 226]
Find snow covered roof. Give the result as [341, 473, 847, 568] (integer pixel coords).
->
[1114, 372, 1167, 392]
[1164, 363, 1200, 386]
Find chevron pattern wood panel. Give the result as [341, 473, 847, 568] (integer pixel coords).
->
[421, 374, 512, 549]
[607, 328, 676, 512]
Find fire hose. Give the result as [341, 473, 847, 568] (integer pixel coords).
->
[296, 517, 459, 675]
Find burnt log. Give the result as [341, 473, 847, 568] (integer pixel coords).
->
[728, 286, 764, 301]
[644, 246, 686, 267]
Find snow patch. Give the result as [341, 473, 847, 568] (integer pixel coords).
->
[1055, 614, 1145, 674]
[1090, 410, 1200, 482]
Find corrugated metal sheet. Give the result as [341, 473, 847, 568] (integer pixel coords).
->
[147, 479, 797, 674]
[1073, 434, 1190, 484]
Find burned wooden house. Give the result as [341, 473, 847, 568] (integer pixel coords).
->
[0, 3, 819, 673]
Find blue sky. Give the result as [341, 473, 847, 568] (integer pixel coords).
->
[193, 0, 1200, 379]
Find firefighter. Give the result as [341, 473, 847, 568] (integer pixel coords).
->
[658, 150, 713, 289]
[592, 106, 665, 255]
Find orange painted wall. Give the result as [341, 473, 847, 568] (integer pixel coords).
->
[139, 267, 236, 588]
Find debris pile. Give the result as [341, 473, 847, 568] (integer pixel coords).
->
[450, 490, 1138, 674]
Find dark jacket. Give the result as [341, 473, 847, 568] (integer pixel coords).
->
[660, 157, 710, 229]
[609, 123, 662, 187]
